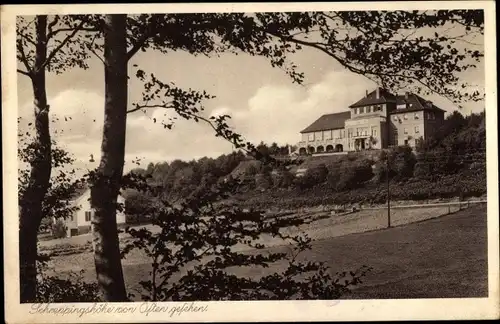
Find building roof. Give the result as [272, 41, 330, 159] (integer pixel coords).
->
[390, 93, 447, 114]
[349, 88, 396, 108]
[349, 88, 446, 114]
[300, 111, 351, 133]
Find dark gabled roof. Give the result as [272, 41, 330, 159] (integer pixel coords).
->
[390, 93, 447, 114]
[300, 111, 351, 133]
[349, 88, 396, 108]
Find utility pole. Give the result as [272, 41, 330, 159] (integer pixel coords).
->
[386, 153, 391, 228]
[386, 109, 391, 228]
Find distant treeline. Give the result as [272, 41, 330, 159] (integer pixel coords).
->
[124, 111, 486, 222]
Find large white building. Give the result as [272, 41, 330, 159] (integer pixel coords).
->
[297, 87, 445, 154]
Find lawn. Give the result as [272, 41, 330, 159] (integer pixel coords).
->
[306, 204, 488, 299]
[45, 204, 487, 299]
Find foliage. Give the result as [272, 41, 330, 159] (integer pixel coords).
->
[17, 11, 485, 302]
[18, 127, 83, 229]
[272, 170, 295, 189]
[332, 159, 374, 191]
[121, 175, 371, 301]
[414, 111, 486, 179]
[375, 146, 417, 182]
[237, 171, 486, 211]
[51, 219, 67, 239]
[36, 261, 100, 302]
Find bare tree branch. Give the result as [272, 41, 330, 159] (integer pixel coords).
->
[17, 69, 31, 77]
[46, 15, 60, 38]
[126, 103, 174, 114]
[39, 20, 87, 72]
[86, 32, 105, 65]
[17, 39, 32, 75]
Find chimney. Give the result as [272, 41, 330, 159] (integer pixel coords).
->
[366, 90, 369, 97]
[405, 92, 409, 100]
[288, 145, 292, 155]
[376, 87, 380, 99]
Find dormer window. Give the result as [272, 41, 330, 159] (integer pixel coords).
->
[414, 113, 419, 119]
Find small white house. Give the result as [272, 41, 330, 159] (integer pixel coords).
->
[58, 188, 126, 237]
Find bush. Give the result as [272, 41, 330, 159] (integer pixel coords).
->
[36, 261, 100, 302]
[122, 177, 371, 301]
[36, 270, 100, 303]
[329, 158, 374, 191]
[272, 170, 295, 188]
[375, 146, 416, 182]
[51, 219, 67, 239]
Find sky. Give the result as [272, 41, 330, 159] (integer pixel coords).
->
[17, 15, 486, 175]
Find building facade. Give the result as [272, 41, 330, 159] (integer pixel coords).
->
[57, 188, 127, 237]
[297, 88, 445, 154]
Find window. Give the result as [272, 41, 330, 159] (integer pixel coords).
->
[367, 106, 371, 113]
[85, 211, 92, 222]
[397, 104, 406, 109]
[415, 126, 420, 133]
[308, 133, 314, 141]
[403, 114, 408, 120]
[324, 130, 332, 140]
[315, 131, 323, 141]
[393, 115, 398, 121]
[372, 129, 377, 137]
[414, 112, 419, 119]
[354, 108, 358, 115]
[404, 128, 408, 134]
[360, 107, 364, 113]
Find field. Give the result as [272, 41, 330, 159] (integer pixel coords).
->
[41, 203, 488, 299]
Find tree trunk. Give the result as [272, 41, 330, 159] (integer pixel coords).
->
[90, 14, 128, 302]
[19, 16, 51, 303]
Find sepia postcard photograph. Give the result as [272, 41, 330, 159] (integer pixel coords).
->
[2, 1, 499, 322]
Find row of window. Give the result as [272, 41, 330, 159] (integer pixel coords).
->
[353, 105, 383, 115]
[307, 130, 346, 141]
[393, 111, 436, 121]
[306, 127, 380, 141]
[67, 211, 93, 222]
[347, 127, 377, 138]
[403, 126, 420, 134]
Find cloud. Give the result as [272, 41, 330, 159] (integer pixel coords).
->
[18, 88, 235, 174]
[17, 69, 379, 175]
[217, 69, 376, 145]
[19, 66, 481, 177]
